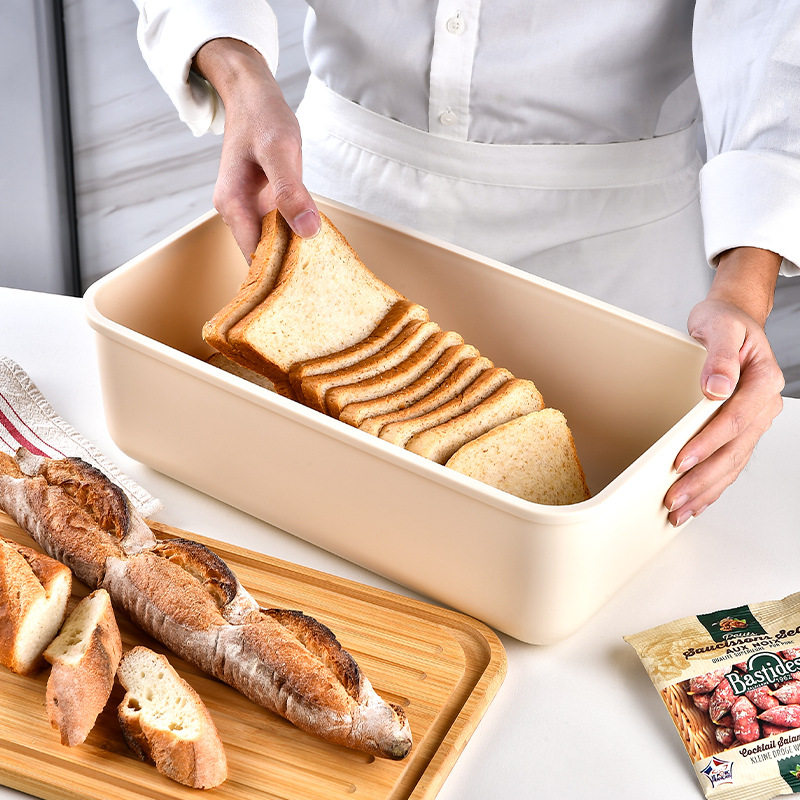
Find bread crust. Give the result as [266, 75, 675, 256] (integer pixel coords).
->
[43, 588, 122, 745]
[0, 450, 412, 760]
[0, 535, 72, 675]
[117, 647, 227, 789]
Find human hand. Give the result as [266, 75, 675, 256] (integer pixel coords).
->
[664, 248, 784, 526]
[194, 38, 320, 259]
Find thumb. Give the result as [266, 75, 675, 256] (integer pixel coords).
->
[688, 313, 744, 401]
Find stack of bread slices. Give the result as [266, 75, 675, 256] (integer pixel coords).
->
[204, 211, 589, 506]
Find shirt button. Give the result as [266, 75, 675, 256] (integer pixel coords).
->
[438, 109, 458, 126]
[446, 13, 465, 35]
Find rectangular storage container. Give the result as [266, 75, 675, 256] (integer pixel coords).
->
[84, 196, 717, 644]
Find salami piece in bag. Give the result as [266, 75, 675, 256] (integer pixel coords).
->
[625, 592, 800, 800]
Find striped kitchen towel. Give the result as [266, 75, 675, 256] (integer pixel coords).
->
[0, 356, 162, 517]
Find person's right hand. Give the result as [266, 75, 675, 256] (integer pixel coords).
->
[194, 38, 320, 260]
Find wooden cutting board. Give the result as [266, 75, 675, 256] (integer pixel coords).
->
[0, 511, 506, 800]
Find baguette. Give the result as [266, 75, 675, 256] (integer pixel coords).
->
[0, 534, 72, 675]
[445, 409, 590, 504]
[43, 587, 122, 745]
[117, 646, 227, 789]
[0, 448, 412, 760]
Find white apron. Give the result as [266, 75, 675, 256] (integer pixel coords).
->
[296, 75, 711, 331]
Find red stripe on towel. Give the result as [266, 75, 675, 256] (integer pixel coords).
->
[0, 406, 50, 457]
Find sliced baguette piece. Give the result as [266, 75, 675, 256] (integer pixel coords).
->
[117, 646, 227, 789]
[43, 587, 122, 746]
[445, 409, 590, 504]
[227, 211, 405, 386]
[0, 535, 72, 675]
[301, 320, 441, 413]
[359, 355, 494, 436]
[326, 330, 465, 419]
[405, 378, 546, 464]
[205, 352, 277, 392]
[379, 367, 513, 447]
[288, 300, 429, 394]
[339, 343, 480, 428]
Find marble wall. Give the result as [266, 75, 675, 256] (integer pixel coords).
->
[61, 2, 799, 395]
[63, 0, 309, 289]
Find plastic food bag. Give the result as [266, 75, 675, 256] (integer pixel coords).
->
[625, 592, 800, 800]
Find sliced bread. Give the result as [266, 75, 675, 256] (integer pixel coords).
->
[288, 300, 429, 394]
[339, 343, 480, 428]
[359, 355, 495, 436]
[301, 320, 441, 413]
[202, 210, 290, 353]
[445, 409, 590, 504]
[0, 536, 72, 675]
[326, 330, 465, 418]
[379, 367, 513, 447]
[43, 587, 122, 746]
[117, 646, 227, 789]
[405, 378, 546, 464]
[227, 211, 404, 385]
[205, 352, 277, 392]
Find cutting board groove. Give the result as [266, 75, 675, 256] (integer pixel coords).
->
[0, 512, 505, 800]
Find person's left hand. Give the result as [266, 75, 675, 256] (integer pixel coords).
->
[664, 247, 784, 526]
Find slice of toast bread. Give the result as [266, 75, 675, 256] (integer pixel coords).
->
[359, 355, 494, 436]
[379, 367, 513, 447]
[300, 320, 441, 413]
[326, 330, 465, 419]
[202, 210, 290, 353]
[288, 301, 429, 394]
[405, 378, 546, 464]
[445, 409, 590, 504]
[227, 212, 404, 385]
[205, 353, 277, 392]
[339, 343, 480, 428]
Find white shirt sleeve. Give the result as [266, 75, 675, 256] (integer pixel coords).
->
[694, 1, 800, 276]
[132, 0, 279, 136]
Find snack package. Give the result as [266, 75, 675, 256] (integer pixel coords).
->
[625, 592, 800, 800]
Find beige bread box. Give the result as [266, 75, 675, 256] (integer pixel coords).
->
[84, 196, 717, 644]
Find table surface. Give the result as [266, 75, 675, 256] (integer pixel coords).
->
[1, 285, 798, 800]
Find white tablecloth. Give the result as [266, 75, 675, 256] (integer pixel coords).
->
[1, 286, 798, 800]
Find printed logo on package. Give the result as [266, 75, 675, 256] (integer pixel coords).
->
[697, 605, 766, 643]
[778, 757, 800, 792]
[728, 651, 800, 696]
[701, 756, 734, 788]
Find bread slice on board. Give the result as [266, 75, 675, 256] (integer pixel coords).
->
[326, 330, 465, 419]
[0, 535, 72, 675]
[288, 300, 429, 393]
[446, 409, 590, 504]
[227, 211, 404, 386]
[43, 587, 122, 746]
[301, 320, 441, 413]
[405, 378, 546, 464]
[339, 343, 480, 428]
[358, 355, 494, 436]
[117, 646, 228, 789]
[379, 367, 513, 447]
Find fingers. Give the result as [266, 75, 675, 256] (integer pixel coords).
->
[664, 393, 781, 526]
[213, 97, 320, 260]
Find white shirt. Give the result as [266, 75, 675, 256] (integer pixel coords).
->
[132, 0, 800, 274]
